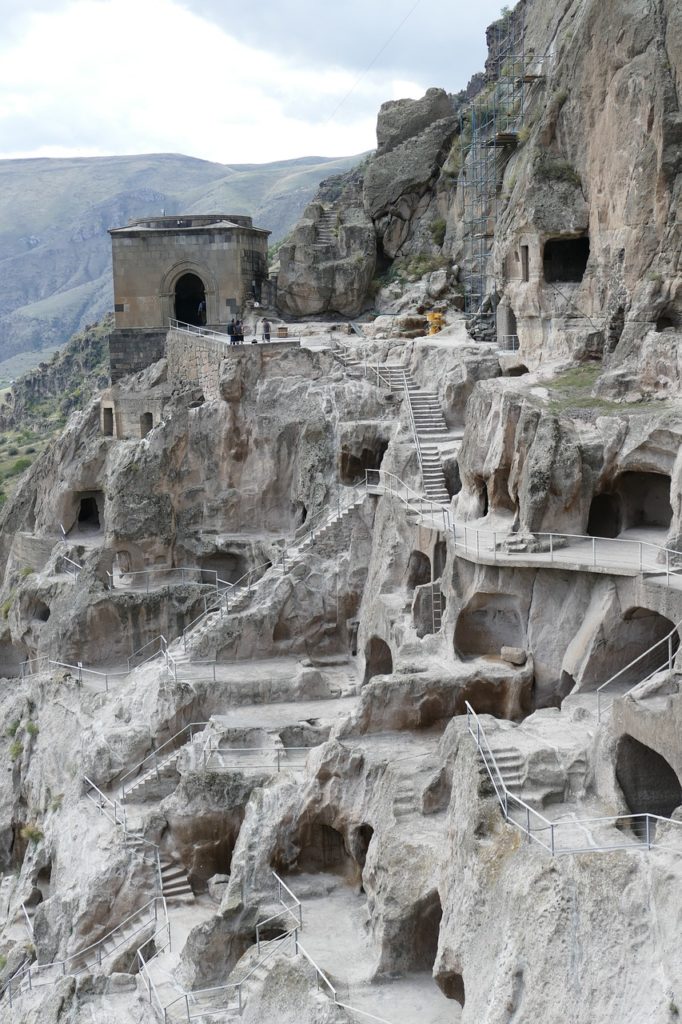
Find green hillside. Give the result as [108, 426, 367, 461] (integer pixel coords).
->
[0, 151, 363, 365]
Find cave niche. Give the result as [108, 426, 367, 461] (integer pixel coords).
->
[616, 735, 682, 820]
[363, 636, 393, 683]
[455, 592, 524, 659]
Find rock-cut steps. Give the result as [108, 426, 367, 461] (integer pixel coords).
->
[173, 492, 365, 663]
[160, 854, 194, 901]
[314, 208, 337, 248]
[478, 743, 525, 798]
[120, 750, 182, 803]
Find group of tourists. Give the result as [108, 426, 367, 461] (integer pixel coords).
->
[227, 317, 271, 346]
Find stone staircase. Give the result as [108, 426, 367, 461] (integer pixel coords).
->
[160, 854, 194, 901]
[173, 492, 365, 662]
[477, 742, 525, 798]
[392, 768, 417, 820]
[314, 208, 336, 248]
[120, 749, 182, 803]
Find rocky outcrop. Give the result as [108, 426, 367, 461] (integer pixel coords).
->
[277, 174, 377, 317]
[277, 89, 461, 317]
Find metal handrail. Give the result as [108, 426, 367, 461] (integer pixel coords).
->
[107, 566, 229, 592]
[169, 317, 303, 347]
[203, 745, 315, 774]
[117, 722, 209, 792]
[597, 619, 681, 720]
[61, 555, 83, 577]
[366, 469, 450, 531]
[3, 898, 168, 1006]
[466, 702, 682, 854]
[399, 370, 426, 476]
[294, 482, 366, 545]
[452, 522, 682, 583]
[127, 634, 168, 671]
[48, 659, 128, 691]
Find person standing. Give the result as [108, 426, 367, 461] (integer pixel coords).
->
[262, 318, 271, 343]
[197, 298, 206, 325]
[228, 317, 237, 346]
[235, 319, 244, 345]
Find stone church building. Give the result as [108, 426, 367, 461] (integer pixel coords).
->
[108, 213, 270, 381]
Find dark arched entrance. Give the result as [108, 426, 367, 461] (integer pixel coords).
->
[616, 736, 682, 818]
[363, 637, 393, 684]
[174, 273, 206, 326]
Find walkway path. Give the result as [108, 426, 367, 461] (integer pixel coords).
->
[291, 873, 454, 1024]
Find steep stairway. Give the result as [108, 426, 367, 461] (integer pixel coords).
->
[348, 360, 451, 505]
[477, 743, 525, 798]
[120, 749, 182, 803]
[173, 491, 366, 662]
[160, 855, 194, 901]
[314, 208, 336, 247]
[392, 767, 417, 820]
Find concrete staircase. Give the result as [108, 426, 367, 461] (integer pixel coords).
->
[367, 363, 451, 505]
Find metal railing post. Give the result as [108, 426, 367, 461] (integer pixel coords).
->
[550, 823, 555, 855]
[639, 542, 643, 572]
[669, 636, 674, 670]
[550, 534, 553, 562]
[646, 816, 652, 849]
[592, 536, 596, 567]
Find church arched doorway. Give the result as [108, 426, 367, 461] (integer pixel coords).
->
[174, 273, 206, 326]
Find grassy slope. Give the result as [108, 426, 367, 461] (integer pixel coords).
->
[0, 151, 364, 365]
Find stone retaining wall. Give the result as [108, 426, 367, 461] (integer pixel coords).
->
[165, 328, 304, 399]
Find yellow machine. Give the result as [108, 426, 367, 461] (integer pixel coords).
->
[426, 312, 445, 335]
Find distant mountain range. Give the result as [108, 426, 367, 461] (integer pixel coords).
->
[0, 151, 363, 364]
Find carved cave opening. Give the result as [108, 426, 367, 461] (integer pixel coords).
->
[353, 824, 374, 868]
[76, 492, 104, 532]
[199, 552, 250, 585]
[455, 592, 524, 659]
[405, 890, 442, 972]
[340, 439, 389, 485]
[406, 550, 432, 590]
[363, 636, 394, 683]
[32, 600, 50, 623]
[543, 236, 590, 283]
[616, 735, 682, 820]
[590, 607, 679, 691]
[276, 820, 358, 880]
[587, 472, 672, 537]
[174, 272, 206, 327]
[437, 970, 466, 1005]
[140, 412, 153, 438]
[443, 460, 462, 499]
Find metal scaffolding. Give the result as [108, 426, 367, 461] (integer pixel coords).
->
[460, 13, 546, 333]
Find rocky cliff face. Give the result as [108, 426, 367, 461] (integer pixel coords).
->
[0, 3, 681, 1024]
[277, 89, 464, 318]
[279, 0, 681, 388]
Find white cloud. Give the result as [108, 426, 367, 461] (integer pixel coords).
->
[0, 0, 498, 163]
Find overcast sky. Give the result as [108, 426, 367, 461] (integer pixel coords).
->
[0, 0, 504, 165]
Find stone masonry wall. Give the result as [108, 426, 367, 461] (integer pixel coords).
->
[165, 329, 303, 400]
